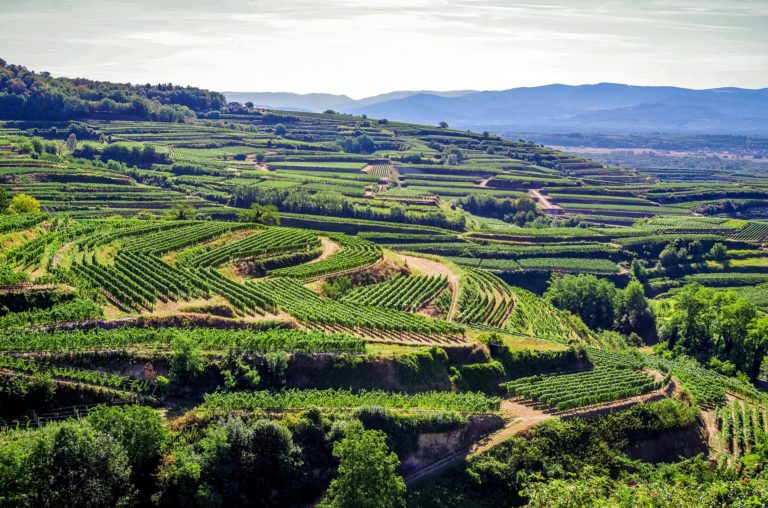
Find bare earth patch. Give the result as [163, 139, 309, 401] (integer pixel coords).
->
[306, 237, 340, 264]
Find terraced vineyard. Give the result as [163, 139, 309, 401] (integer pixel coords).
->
[187, 227, 320, 267]
[201, 388, 500, 412]
[247, 277, 462, 336]
[341, 274, 447, 311]
[456, 268, 515, 328]
[503, 366, 667, 410]
[269, 234, 382, 279]
[717, 400, 768, 459]
[2, 62, 768, 507]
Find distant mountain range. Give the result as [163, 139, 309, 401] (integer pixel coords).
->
[224, 84, 768, 135]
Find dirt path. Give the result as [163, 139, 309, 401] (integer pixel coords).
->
[305, 237, 340, 265]
[700, 408, 725, 461]
[478, 177, 493, 188]
[470, 378, 675, 458]
[528, 189, 563, 211]
[470, 400, 550, 456]
[408, 382, 676, 484]
[399, 253, 460, 321]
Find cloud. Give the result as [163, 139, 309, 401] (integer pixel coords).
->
[0, 0, 765, 96]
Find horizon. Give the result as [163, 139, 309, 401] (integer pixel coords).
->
[2, 0, 766, 98]
[220, 82, 768, 100]
[5, 57, 768, 99]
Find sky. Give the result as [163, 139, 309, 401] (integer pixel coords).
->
[1, 0, 766, 98]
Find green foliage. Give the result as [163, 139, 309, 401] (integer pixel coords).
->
[456, 194, 545, 226]
[238, 203, 280, 225]
[87, 405, 169, 474]
[0, 373, 55, 415]
[409, 399, 700, 507]
[0, 60, 222, 121]
[451, 360, 506, 392]
[395, 346, 450, 389]
[659, 283, 768, 379]
[170, 336, 206, 383]
[629, 258, 648, 282]
[26, 422, 135, 507]
[709, 242, 728, 262]
[319, 421, 406, 508]
[615, 280, 657, 342]
[0, 188, 9, 213]
[7, 194, 40, 214]
[164, 203, 197, 220]
[338, 134, 375, 154]
[262, 351, 289, 389]
[545, 273, 618, 330]
[154, 417, 302, 507]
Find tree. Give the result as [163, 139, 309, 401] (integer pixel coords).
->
[629, 258, 648, 282]
[545, 274, 619, 330]
[30, 137, 44, 154]
[154, 418, 302, 507]
[658, 243, 679, 267]
[337, 135, 375, 154]
[442, 145, 464, 166]
[165, 203, 196, 220]
[239, 203, 280, 225]
[0, 188, 9, 213]
[65, 133, 77, 151]
[27, 422, 135, 507]
[244, 101, 254, 108]
[616, 280, 657, 342]
[439, 121, 448, 128]
[709, 242, 728, 262]
[169, 336, 206, 383]
[7, 193, 41, 214]
[659, 283, 768, 379]
[320, 422, 406, 508]
[87, 405, 168, 476]
[274, 123, 287, 136]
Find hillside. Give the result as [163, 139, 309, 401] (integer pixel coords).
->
[229, 83, 768, 134]
[2, 64, 768, 507]
[0, 59, 225, 121]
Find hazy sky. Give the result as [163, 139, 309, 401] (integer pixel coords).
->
[1, 0, 766, 97]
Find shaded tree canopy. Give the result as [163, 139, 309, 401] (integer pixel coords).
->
[320, 422, 406, 508]
[659, 283, 768, 379]
[0, 60, 224, 122]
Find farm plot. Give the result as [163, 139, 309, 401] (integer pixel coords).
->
[504, 366, 666, 410]
[717, 400, 768, 458]
[341, 275, 447, 311]
[201, 388, 500, 413]
[456, 268, 515, 328]
[269, 234, 382, 279]
[246, 277, 463, 336]
[187, 227, 320, 267]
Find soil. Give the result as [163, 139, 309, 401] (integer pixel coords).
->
[305, 237, 340, 264]
[528, 189, 563, 211]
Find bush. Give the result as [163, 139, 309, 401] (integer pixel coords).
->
[27, 422, 135, 507]
[7, 194, 40, 214]
[450, 361, 506, 392]
[169, 336, 206, 383]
